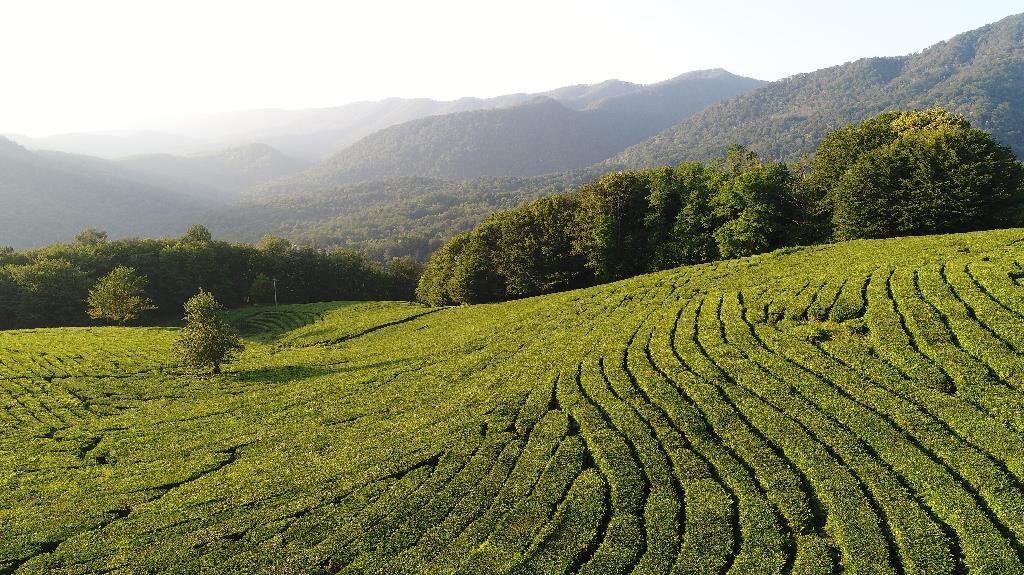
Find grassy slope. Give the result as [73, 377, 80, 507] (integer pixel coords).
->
[2, 229, 1024, 574]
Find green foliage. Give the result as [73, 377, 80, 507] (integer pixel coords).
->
[74, 228, 108, 246]
[444, 236, 505, 305]
[174, 290, 243, 374]
[248, 274, 276, 305]
[182, 224, 214, 243]
[816, 109, 1024, 240]
[4, 258, 89, 327]
[575, 171, 654, 280]
[3, 228, 1024, 572]
[415, 233, 472, 306]
[1, 230, 421, 329]
[418, 147, 801, 305]
[712, 149, 796, 258]
[86, 266, 157, 325]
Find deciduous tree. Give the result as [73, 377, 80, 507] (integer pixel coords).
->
[87, 266, 156, 324]
[175, 290, 243, 374]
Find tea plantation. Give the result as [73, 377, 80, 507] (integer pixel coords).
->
[3, 229, 1024, 574]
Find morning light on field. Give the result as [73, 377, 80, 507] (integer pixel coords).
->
[2, 2, 1024, 573]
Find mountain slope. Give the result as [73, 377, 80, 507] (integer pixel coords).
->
[11, 80, 650, 162]
[608, 12, 1024, 167]
[262, 70, 764, 190]
[4, 227, 1024, 572]
[0, 137, 212, 249]
[119, 143, 310, 200]
[206, 172, 591, 260]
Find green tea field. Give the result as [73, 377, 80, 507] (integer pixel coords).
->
[3, 229, 1024, 575]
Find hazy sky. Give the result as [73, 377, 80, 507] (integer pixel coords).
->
[2, 0, 1021, 136]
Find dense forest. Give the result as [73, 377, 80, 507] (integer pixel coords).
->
[207, 172, 600, 261]
[0, 225, 420, 329]
[607, 12, 1024, 168]
[417, 109, 1024, 305]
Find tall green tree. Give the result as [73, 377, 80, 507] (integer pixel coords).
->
[182, 224, 213, 243]
[445, 236, 504, 304]
[713, 148, 796, 258]
[87, 266, 157, 324]
[574, 171, 652, 281]
[810, 108, 1024, 240]
[416, 233, 472, 306]
[175, 290, 243, 374]
[669, 162, 724, 265]
[0, 268, 20, 329]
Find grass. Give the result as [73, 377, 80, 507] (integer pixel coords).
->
[2, 228, 1024, 574]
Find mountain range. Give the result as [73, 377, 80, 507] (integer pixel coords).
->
[259, 70, 763, 192]
[2, 12, 1022, 253]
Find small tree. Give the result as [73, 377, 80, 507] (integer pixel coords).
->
[87, 266, 156, 324]
[175, 289, 243, 374]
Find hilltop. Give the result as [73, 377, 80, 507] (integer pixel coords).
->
[607, 12, 1024, 167]
[3, 227, 1024, 573]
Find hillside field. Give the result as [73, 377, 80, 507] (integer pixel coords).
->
[3, 229, 1024, 574]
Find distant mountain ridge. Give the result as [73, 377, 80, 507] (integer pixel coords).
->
[606, 12, 1024, 168]
[0, 137, 209, 249]
[260, 70, 764, 192]
[6, 77, 649, 161]
[119, 143, 310, 200]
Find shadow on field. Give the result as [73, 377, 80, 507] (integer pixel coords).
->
[230, 357, 417, 386]
[231, 364, 340, 385]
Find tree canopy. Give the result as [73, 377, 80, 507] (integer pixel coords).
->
[809, 108, 1024, 240]
[1, 228, 421, 329]
[417, 110, 1024, 306]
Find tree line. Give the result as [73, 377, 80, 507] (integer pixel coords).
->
[417, 109, 1024, 305]
[0, 225, 422, 329]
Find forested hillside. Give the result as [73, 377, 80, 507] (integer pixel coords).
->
[607, 12, 1024, 168]
[120, 143, 310, 200]
[0, 137, 211, 249]
[4, 227, 1024, 573]
[207, 173, 593, 260]
[0, 226, 420, 329]
[417, 109, 1024, 304]
[262, 70, 762, 190]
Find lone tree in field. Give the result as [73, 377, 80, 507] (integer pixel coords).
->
[87, 266, 156, 324]
[175, 289, 243, 374]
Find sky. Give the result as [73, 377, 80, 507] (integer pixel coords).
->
[1, 0, 1021, 137]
